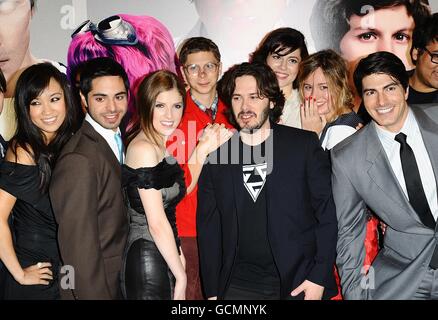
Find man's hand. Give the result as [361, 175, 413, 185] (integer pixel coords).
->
[291, 280, 324, 300]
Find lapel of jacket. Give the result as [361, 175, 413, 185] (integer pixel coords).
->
[412, 107, 438, 229]
[230, 136, 245, 218]
[265, 125, 276, 219]
[365, 123, 421, 224]
[82, 121, 121, 177]
[0, 134, 7, 158]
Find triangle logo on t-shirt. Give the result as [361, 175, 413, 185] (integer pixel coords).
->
[242, 162, 267, 202]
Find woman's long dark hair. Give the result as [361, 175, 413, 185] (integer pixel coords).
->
[12, 63, 78, 191]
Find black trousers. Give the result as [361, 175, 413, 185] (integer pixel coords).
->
[224, 282, 281, 300]
[123, 239, 174, 300]
[0, 262, 6, 300]
[223, 282, 304, 300]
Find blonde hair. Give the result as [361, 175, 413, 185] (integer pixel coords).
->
[297, 49, 354, 123]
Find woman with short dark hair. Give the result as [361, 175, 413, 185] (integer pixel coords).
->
[251, 28, 308, 128]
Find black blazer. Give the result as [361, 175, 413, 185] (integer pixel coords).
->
[0, 134, 7, 159]
[197, 123, 338, 299]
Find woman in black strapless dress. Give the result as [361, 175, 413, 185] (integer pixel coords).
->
[0, 63, 77, 299]
[121, 70, 232, 300]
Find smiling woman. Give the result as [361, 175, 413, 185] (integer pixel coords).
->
[0, 0, 67, 141]
[250, 28, 309, 128]
[297, 50, 362, 150]
[0, 63, 77, 300]
[0, 0, 35, 82]
[28, 78, 68, 143]
[121, 70, 188, 300]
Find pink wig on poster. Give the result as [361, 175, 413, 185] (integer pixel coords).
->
[67, 14, 178, 118]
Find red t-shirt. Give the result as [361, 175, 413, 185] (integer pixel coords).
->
[166, 92, 233, 237]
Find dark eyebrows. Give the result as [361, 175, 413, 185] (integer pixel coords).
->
[351, 26, 378, 32]
[392, 28, 413, 35]
[92, 93, 107, 98]
[362, 81, 399, 93]
[92, 91, 127, 98]
[383, 82, 399, 90]
[362, 88, 375, 94]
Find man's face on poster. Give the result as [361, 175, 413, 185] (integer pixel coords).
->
[339, 5, 415, 71]
[0, 0, 33, 81]
[193, 0, 287, 32]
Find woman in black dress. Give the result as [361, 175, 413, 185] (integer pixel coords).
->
[0, 63, 77, 299]
[121, 70, 231, 300]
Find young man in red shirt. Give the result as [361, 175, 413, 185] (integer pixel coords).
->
[168, 37, 233, 299]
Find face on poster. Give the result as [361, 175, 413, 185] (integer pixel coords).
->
[0, 0, 33, 82]
[1, 0, 436, 142]
[310, 0, 437, 72]
[27, 0, 317, 71]
[9, 0, 438, 74]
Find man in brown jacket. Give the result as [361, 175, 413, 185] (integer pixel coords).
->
[50, 57, 129, 299]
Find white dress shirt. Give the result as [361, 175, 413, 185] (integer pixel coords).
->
[375, 108, 438, 221]
[85, 114, 124, 163]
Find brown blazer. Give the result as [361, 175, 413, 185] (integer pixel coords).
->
[50, 121, 128, 300]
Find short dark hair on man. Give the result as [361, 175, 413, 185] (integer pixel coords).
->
[411, 12, 438, 64]
[310, 0, 431, 52]
[0, 68, 6, 93]
[354, 51, 409, 95]
[178, 37, 221, 65]
[79, 57, 130, 99]
[218, 62, 285, 127]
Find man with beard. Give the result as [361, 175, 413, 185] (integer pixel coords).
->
[196, 62, 338, 300]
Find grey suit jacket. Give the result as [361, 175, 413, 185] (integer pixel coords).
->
[331, 105, 438, 300]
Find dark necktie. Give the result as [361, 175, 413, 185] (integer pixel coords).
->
[205, 107, 214, 121]
[395, 132, 436, 229]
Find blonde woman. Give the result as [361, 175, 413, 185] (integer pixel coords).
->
[298, 49, 363, 150]
[297, 50, 379, 300]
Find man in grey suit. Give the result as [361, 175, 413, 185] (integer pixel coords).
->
[332, 51, 438, 300]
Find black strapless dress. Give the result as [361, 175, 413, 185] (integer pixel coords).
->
[120, 156, 186, 300]
[0, 162, 60, 300]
